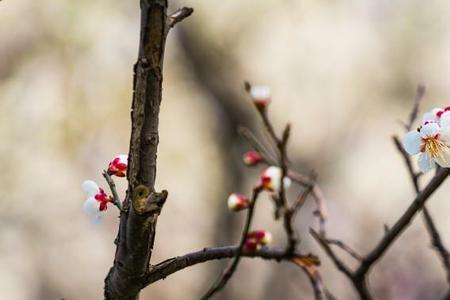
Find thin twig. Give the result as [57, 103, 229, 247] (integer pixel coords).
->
[238, 126, 278, 165]
[310, 229, 353, 278]
[199, 187, 263, 300]
[325, 239, 363, 262]
[102, 170, 123, 211]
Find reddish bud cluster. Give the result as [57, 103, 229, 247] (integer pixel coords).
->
[243, 230, 272, 252]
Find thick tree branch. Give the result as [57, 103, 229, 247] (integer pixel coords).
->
[104, 1, 193, 299]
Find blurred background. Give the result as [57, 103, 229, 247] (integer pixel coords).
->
[2, 0, 450, 299]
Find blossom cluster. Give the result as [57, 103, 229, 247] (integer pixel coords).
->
[403, 107, 450, 173]
[82, 154, 128, 223]
[226, 85, 292, 250]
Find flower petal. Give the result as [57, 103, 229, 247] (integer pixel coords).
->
[439, 127, 450, 143]
[82, 180, 99, 196]
[433, 146, 450, 168]
[423, 111, 438, 122]
[91, 212, 106, 224]
[250, 86, 271, 100]
[83, 197, 100, 215]
[440, 111, 450, 127]
[403, 131, 422, 155]
[420, 122, 440, 138]
[418, 152, 434, 173]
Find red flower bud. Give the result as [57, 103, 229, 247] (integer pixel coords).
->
[227, 193, 250, 211]
[243, 151, 263, 166]
[107, 154, 128, 177]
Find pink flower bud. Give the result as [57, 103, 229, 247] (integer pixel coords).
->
[250, 86, 271, 110]
[227, 193, 250, 211]
[259, 166, 291, 192]
[243, 238, 259, 252]
[243, 151, 263, 166]
[243, 230, 273, 252]
[107, 154, 128, 177]
[247, 230, 273, 246]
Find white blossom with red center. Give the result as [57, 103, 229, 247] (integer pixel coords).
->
[227, 193, 250, 211]
[403, 121, 450, 173]
[242, 151, 263, 166]
[243, 230, 273, 251]
[423, 106, 450, 127]
[250, 86, 271, 110]
[82, 180, 112, 223]
[107, 154, 128, 177]
[259, 166, 291, 192]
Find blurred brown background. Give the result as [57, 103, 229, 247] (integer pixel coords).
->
[2, 0, 450, 299]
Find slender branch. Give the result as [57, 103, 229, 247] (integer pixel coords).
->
[394, 83, 450, 285]
[199, 187, 262, 299]
[356, 167, 450, 277]
[325, 239, 363, 262]
[393, 136, 450, 283]
[102, 171, 123, 211]
[284, 185, 313, 254]
[144, 246, 296, 285]
[310, 229, 353, 279]
[289, 171, 328, 236]
[238, 126, 278, 165]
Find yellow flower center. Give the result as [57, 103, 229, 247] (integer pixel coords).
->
[424, 135, 448, 160]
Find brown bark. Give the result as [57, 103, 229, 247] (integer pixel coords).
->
[104, 1, 175, 299]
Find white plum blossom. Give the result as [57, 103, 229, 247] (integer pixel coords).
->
[260, 166, 291, 192]
[249, 86, 271, 109]
[81, 180, 110, 223]
[403, 121, 450, 173]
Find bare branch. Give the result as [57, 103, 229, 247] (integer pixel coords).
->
[168, 7, 194, 29]
[325, 239, 363, 262]
[105, 1, 191, 299]
[102, 170, 123, 211]
[393, 136, 450, 283]
[357, 167, 450, 277]
[310, 229, 353, 279]
[144, 246, 297, 285]
[199, 187, 263, 299]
